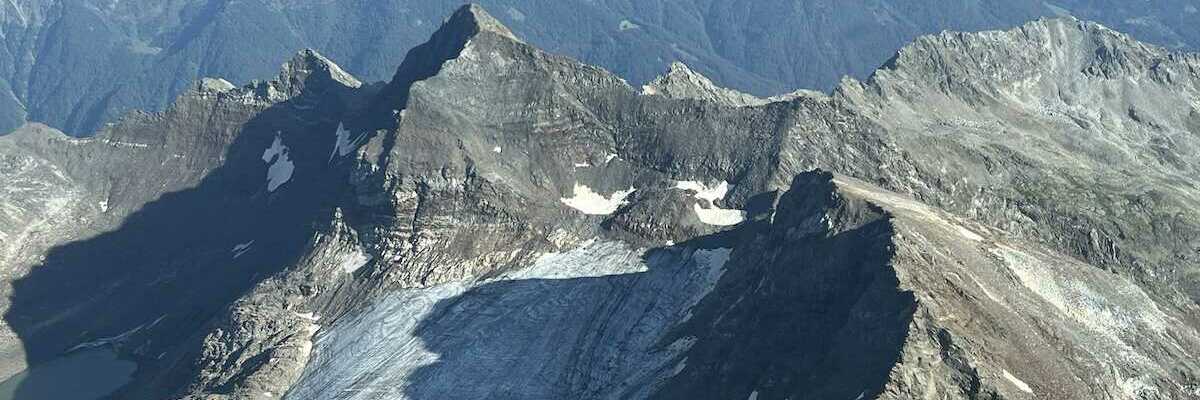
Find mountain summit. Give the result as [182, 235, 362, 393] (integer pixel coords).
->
[451, 4, 523, 43]
[1, 4, 1199, 400]
[641, 62, 770, 107]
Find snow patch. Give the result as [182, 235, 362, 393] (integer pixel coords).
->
[294, 312, 321, 323]
[329, 122, 365, 162]
[337, 249, 373, 274]
[1002, 369, 1033, 394]
[674, 180, 730, 203]
[560, 183, 635, 215]
[68, 315, 166, 352]
[102, 139, 149, 149]
[675, 180, 746, 226]
[232, 241, 255, 258]
[669, 357, 688, 376]
[692, 204, 746, 226]
[957, 225, 984, 242]
[262, 134, 295, 192]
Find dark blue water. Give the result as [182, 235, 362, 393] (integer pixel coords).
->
[0, 348, 136, 400]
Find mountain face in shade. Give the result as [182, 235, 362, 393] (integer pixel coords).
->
[2, 4, 1200, 399]
[2, 0, 1200, 136]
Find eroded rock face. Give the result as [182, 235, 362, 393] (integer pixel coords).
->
[1, 4, 1200, 399]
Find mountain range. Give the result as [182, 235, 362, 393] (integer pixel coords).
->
[1, 3, 1200, 399]
[1, 0, 1200, 137]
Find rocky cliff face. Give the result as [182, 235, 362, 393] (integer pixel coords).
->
[1, 4, 1199, 399]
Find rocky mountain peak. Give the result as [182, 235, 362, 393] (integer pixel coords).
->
[370, 4, 534, 122]
[258, 49, 363, 101]
[284, 49, 363, 87]
[642, 61, 769, 107]
[447, 3, 522, 44]
[415, 3, 524, 56]
[843, 15, 1200, 109]
[195, 78, 236, 94]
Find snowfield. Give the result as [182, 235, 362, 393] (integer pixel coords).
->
[674, 180, 746, 226]
[560, 184, 636, 215]
[262, 135, 295, 192]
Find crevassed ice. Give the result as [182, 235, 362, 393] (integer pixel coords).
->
[560, 183, 635, 215]
[679, 247, 732, 322]
[501, 240, 649, 280]
[262, 135, 295, 192]
[286, 241, 732, 400]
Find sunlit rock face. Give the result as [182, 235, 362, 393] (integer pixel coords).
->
[1, 4, 1200, 400]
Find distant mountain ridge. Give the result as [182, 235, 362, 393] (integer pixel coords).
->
[1, 0, 1199, 136]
